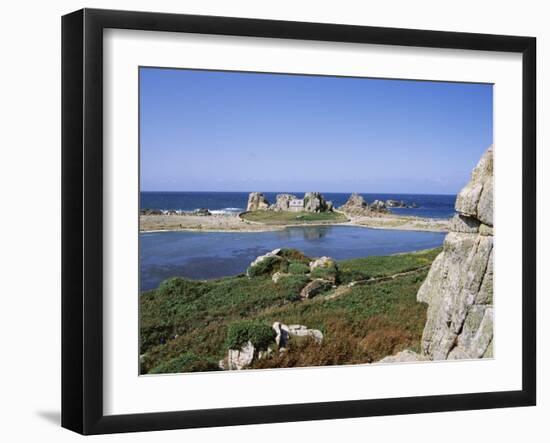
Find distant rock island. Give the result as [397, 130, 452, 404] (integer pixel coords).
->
[246, 192, 334, 213]
[246, 191, 417, 215]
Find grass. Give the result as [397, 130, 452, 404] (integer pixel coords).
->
[241, 210, 348, 225]
[338, 247, 441, 284]
[139, 247, 442, 374]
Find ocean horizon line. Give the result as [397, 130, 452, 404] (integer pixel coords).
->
[140, 190, 458, 196]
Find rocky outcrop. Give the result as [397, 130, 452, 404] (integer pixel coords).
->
[386, 199, 406, 208]
[246, 248, 287, 278]
[455, 146, 493, 227]
[304, 192, 330, 212]
[272, 322, 323, 348]
[417, 146, 494, 361]
[194, 208, 211, 216]
[273, 194, 298, 211]
[300, 279, 332, 299]
[370, 199, 387, 212]
[246, 192, 270, 211]
[377, 350, 427, 364]
[340, 193, 370, 215]
[219, 341, 256, 370]
[309, 256, 339, 283]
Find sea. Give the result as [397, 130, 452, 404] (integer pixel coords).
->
[140, 226, 446, 291]
[140, 191, 456, 219]
[139, 191, 453, 291]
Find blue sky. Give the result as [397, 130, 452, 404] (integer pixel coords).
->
[140, 68, 492, 194]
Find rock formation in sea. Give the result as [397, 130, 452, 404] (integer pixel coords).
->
[339, 193, 370, 215]
[370, 199, 388, 211]
[378, 145, 494, 363]
[273, 193, 298, 211]
[246, 191, 332, 213]
[246, 192, 270, 211]
[304, 192, 330, 212]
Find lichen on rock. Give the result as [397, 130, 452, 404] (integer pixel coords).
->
[377, 146, 494, 364]
[418, 145, 494, 361]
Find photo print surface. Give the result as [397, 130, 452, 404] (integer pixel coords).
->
[138, 67, 494, 375]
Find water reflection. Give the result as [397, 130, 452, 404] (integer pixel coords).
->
[140, 226, 445, 291]
[274, 225, 330, 242]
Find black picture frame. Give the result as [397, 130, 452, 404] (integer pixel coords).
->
[62, 8, 536, 435]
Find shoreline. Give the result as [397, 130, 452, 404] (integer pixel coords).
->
[139, 212, 450, 234]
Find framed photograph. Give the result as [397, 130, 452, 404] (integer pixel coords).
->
[61, 8, 536, 435]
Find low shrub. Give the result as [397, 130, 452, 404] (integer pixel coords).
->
[225, 320, 275, 351]
[288, 261, 310, 275]
[156, 277, 204, 301]
[148, 352, 220, 374]
[310, 265, 339, 283]
[247, 256, 288, 278]
[278, 249, 311, 264]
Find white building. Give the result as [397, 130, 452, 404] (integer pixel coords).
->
[288, 199, 304, 212]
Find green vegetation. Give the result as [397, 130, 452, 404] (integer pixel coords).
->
[140, 247, 442, 374]
[241, 210, 348, 225]
[288, 262, 310, 275]
[148, 352, 220, 374]
[338, 247, 441, 284]
[225, 320, 276, 350]
[246, 255, 288, 277]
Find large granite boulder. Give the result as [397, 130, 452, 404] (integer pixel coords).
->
[300, 279, 331, 299]
[219, 341, 256, 370]
[386, 199, 406, 208]
[246, 192, 270, 211]
[377, 350, 427, 364]
[417, 146, 494, 360]
[374, 146, 494, 364]
[455, 145, 493, 226]
[272, 322, 323, 347]
[370, 199, 387, 212]
[340, 193, 370, 215]
[273, 194, 298, 211]
[304, 192, 329, 212]
[246, 249, 287, 278]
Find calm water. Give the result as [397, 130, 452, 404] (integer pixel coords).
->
[141, 191, 456, 219]
[140, 226, 445, 291]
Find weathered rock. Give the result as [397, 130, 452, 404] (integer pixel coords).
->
[246, 192, 270, 211]
[273, 194, 298, 211]
[418, 232, 493, 360]
[455, 145, 493, 226]
[194, 208, 211, 216]
[340, 193, 370, 215]
[370, 199, 387, 211]
[449, 214, 480, 233]
[386, 199, 407, 208]
[304, 192, 329, 212]
[271, 271, 289, 283]
[219, 341, 255, 370]
[381, 146, 494, 364]
[288, 324, 324, 343]
[246, 249, 286, 277]
[309, 256, 336, 271]
[417, 145, 494, 361]
[377, 350, 427, 363]
[272, 322, 323, 346]
[300, 279, 331, 299]
[479, 224, 493, 236]
[140, 208, 163, 215]
[309, 256, 339, 283]
[249, 249, 281, 268]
